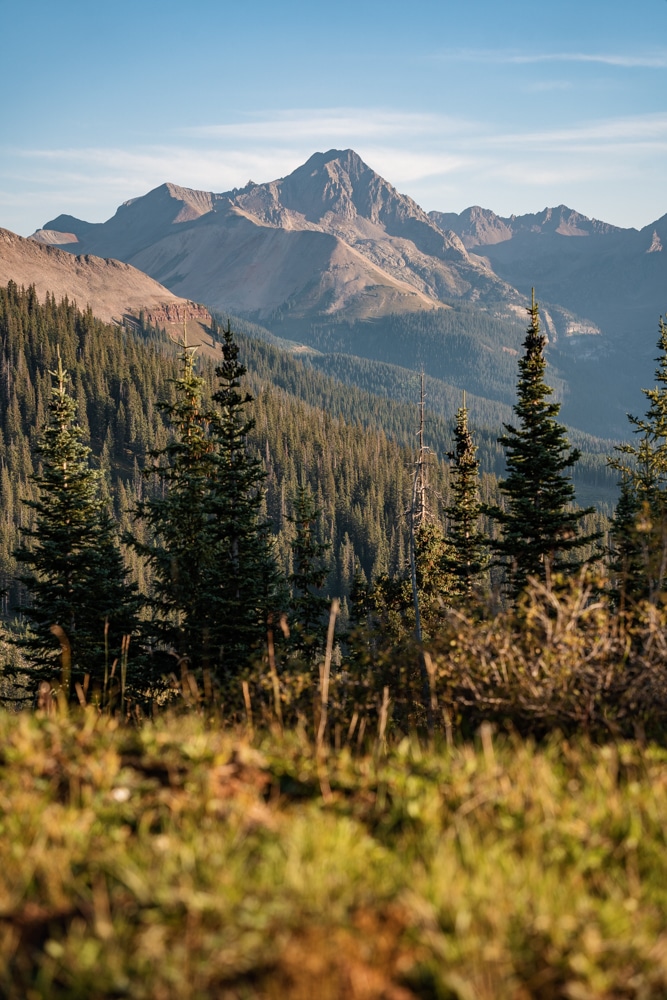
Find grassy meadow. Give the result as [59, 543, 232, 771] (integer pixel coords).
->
[2, 706, 667, 999]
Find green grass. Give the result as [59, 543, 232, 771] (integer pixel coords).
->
[2, 709, 667, 998]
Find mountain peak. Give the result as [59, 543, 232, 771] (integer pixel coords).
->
[278, 148, 377, 222]
[429, 206, 512, 248]
[296, 148, 369, 175]
[436, 203, 625, 248]
[121, 183, 214, 223]
[504, 205, 621, 237]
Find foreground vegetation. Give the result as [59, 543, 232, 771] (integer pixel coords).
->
[3, 708, 667, 999]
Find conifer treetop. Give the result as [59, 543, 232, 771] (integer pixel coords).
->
[489, 291, 598, 597]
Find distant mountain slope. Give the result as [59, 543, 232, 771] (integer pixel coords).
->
[35, 149, 520, 322]
[0, 227, 212, 344]
[430, 205, 623, 249]
[432, 202, 666, 351]
[430, 203, 667, 436]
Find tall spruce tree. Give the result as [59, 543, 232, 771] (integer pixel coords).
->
[208, 323, 283, 668]
[443, 394, 488, 601]
[15, 354, 139, 696]
[128, 333, 222, 668]
[130, 324, 282, 676]
[489, 292, 598, 598]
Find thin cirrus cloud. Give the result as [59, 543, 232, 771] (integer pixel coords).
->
[16, 146, 296, 196]
[17, 110, 667, 182]
[10, 110, 483, 209]
[459, 113, 667, 151]
[177, 108, 667, 157]
[181, 109, 474, 142]
[438, 48, 667, 68]
[509, 52, 667, 68]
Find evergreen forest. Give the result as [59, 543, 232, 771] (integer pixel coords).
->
[0, 279, 657, 719]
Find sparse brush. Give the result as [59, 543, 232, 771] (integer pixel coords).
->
[427, 569, 667, 739]
[9, 565, 667, 747]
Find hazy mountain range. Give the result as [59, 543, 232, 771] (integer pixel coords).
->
[34, 149, 522, 321]
[10, 147, 667, 438]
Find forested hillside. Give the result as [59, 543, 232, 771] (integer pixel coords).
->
[0, 283, 619, 628]
[267, 304, 530, 405]
[0, 284, 462, 617]
[235, 324, 619, 511]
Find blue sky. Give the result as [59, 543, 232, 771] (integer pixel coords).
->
[2, 0, 667, 234]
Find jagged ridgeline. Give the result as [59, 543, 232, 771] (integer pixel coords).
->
[0, 283, 611, 616]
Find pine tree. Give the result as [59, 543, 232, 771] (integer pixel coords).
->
[444, 394, 488, 601]
[288, 484, 331, 660]
[15, 354, 139, 696]
[208, 323, 284, 668]
[608, 472, 648, 610]
[489, 292, 598, 598]
[413, 519, 456, 632]
[608, 316, 667, 602]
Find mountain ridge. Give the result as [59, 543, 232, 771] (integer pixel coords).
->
[26, 147, 667, 437]
[430, 204, 627, 250]
[34, 149, 521, 321]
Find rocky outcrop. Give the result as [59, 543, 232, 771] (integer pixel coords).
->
[647, 230, 663, 253]
[30, 229, 79, 246]
[142, 301, 211, 326]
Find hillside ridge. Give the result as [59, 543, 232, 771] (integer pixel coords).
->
[0, 227, 211, 331]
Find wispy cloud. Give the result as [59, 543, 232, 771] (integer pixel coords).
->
[13, 146, 301, 202]
[508, 52, 667, 68]
[181, 108, 474, 142]
[9, 109, 481, 211]
[437, 48, 667, 68]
